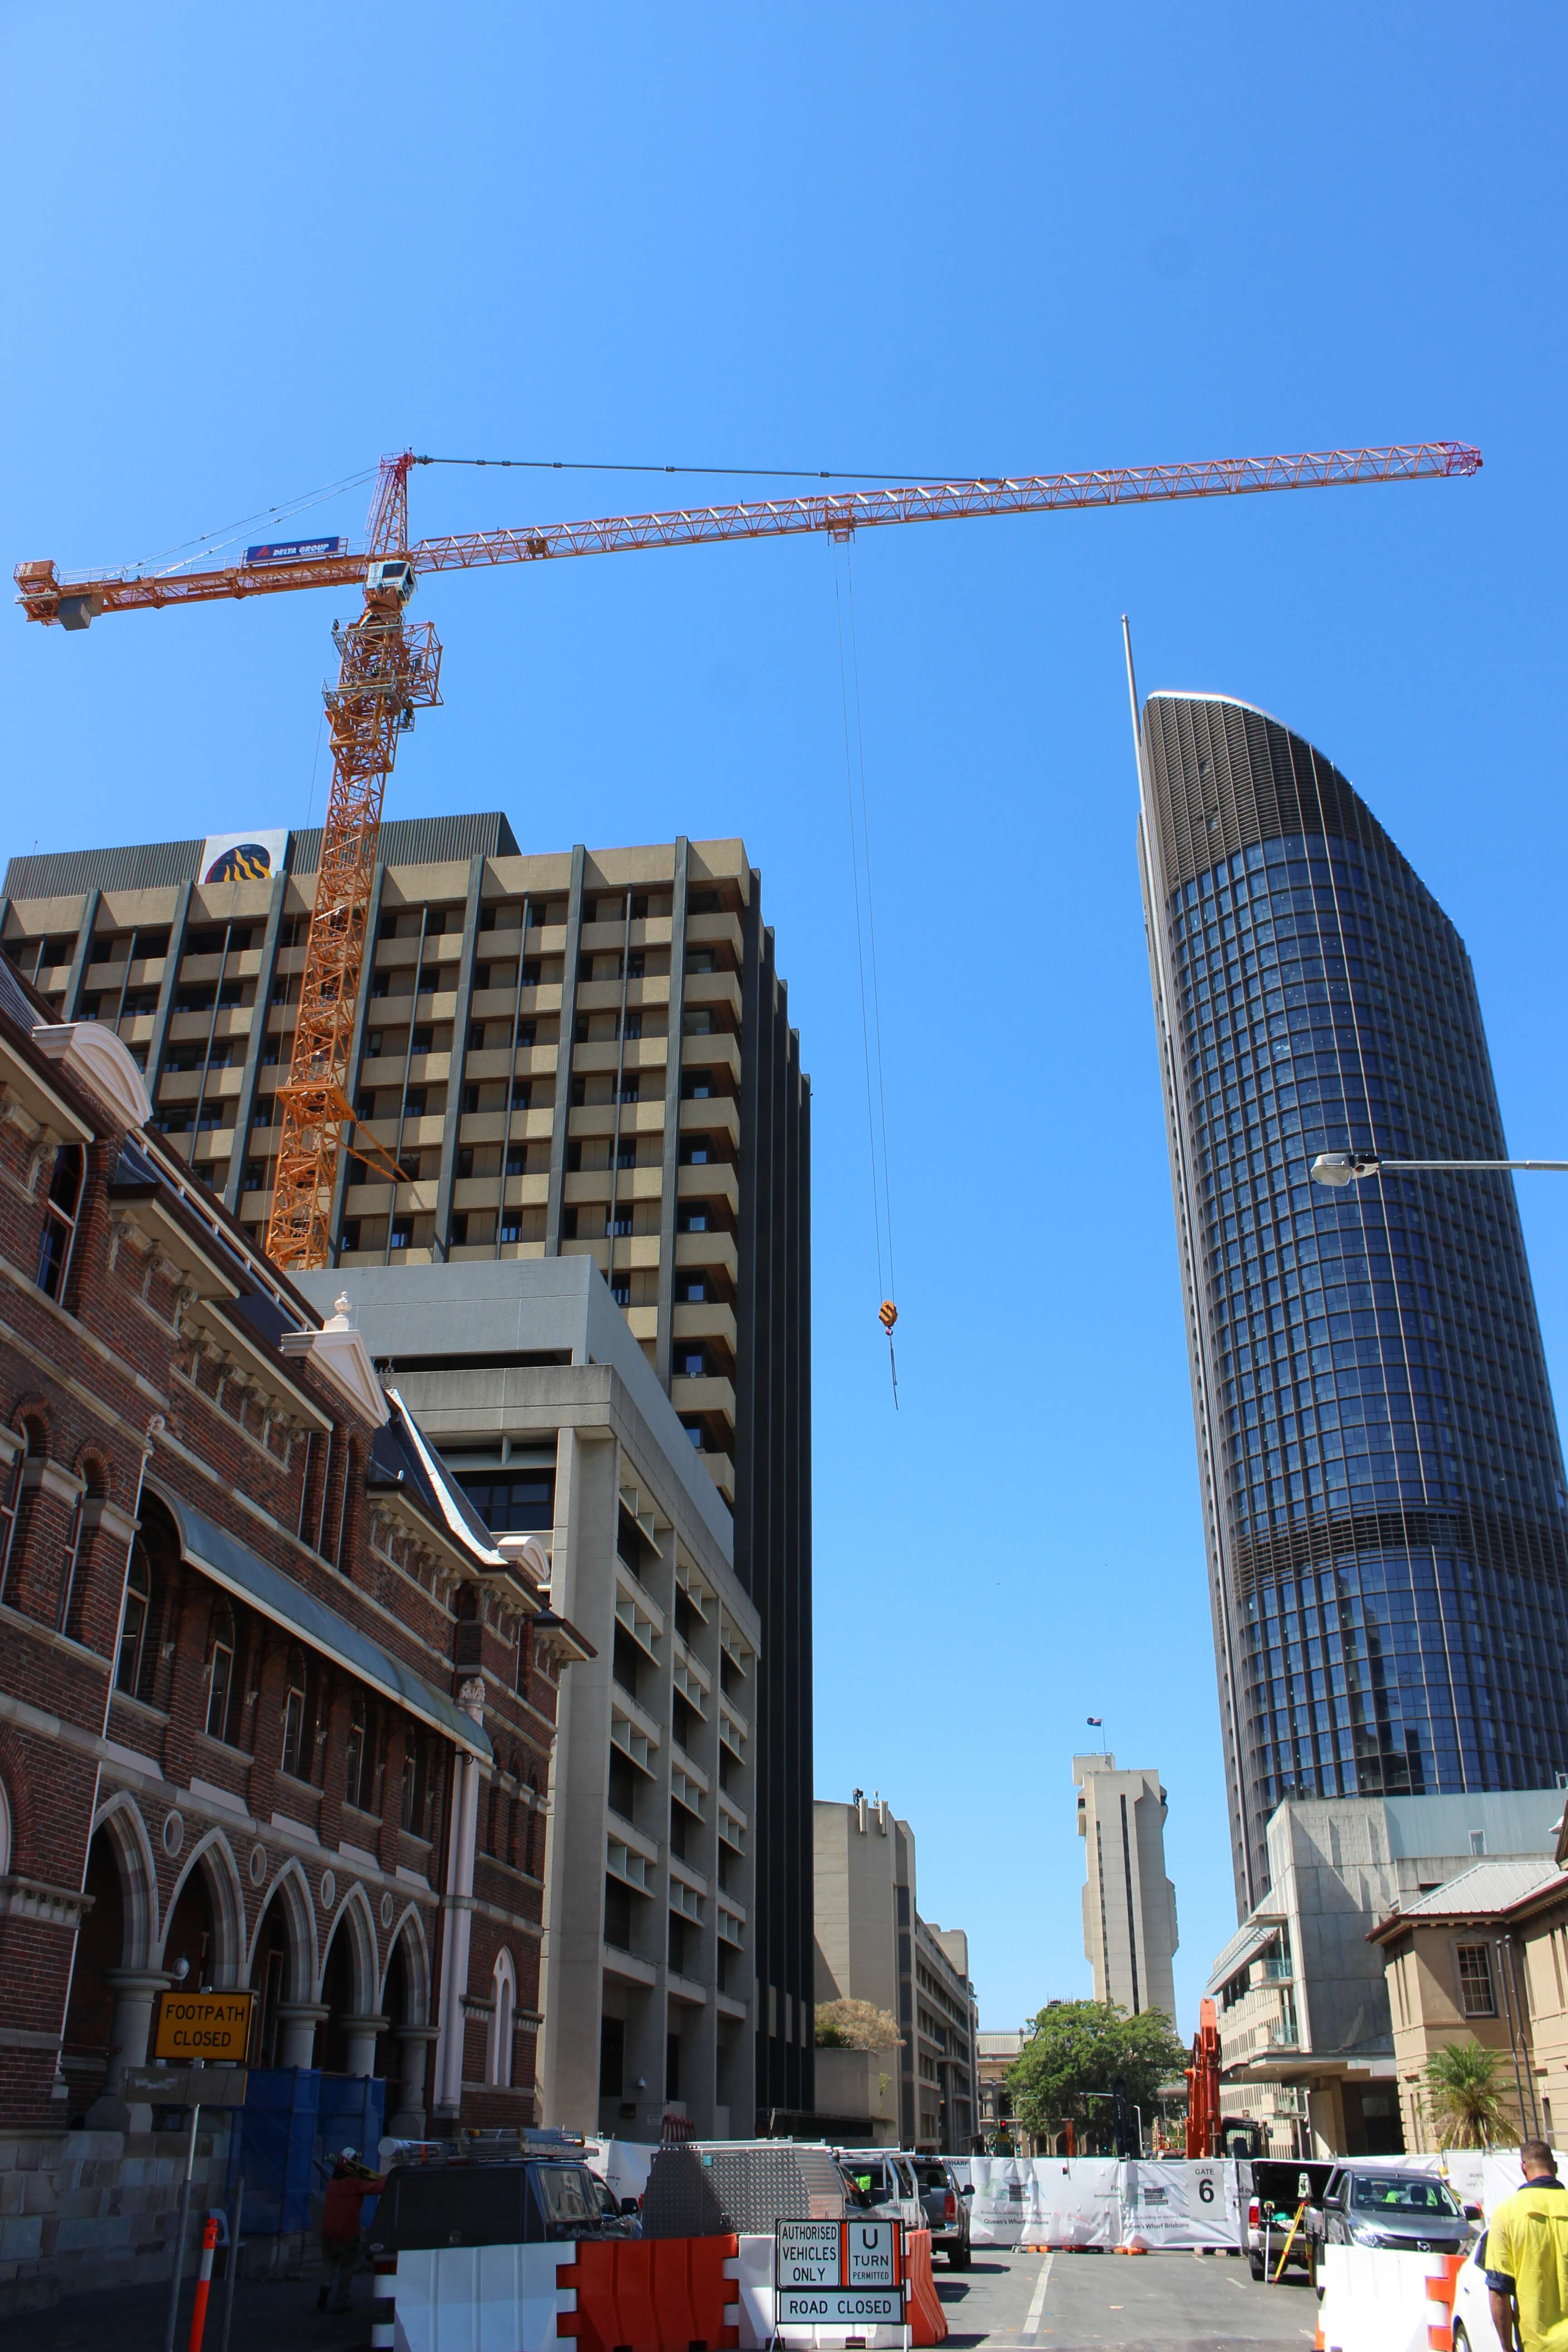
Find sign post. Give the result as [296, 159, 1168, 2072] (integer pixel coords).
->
[775, 2219, 907, 2342]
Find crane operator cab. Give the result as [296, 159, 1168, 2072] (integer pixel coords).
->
[364, 555, 416, 610]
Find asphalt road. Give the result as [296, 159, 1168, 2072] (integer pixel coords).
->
[10, 2242, 1321, 2352]
[936, 2245, 1320, 2352]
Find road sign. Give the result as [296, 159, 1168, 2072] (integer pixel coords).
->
[153, 1989, 255, 2063]
[775, 2220, 904, 2327]
[775, 2289, 903, 2326]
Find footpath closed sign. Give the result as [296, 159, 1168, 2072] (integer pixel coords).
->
[154, 1989, 255, 2062]
[775, 2219, 904, 2325]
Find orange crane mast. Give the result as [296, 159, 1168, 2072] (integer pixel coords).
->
[15, 438, 1481, 1272]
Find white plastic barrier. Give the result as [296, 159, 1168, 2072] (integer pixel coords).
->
[1316, 2245, 1447, 2352]
[392, 2241, 570, 2352]
[1117, 2160, 1245, 2252]
[732, 2234, 908, 2352]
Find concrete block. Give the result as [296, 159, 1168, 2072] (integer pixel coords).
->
[21, 2177, 58, 2215]
[118, 2157, 148, 2186]
[54, 2215, 116, 2254]
[0, 2219, 43, 2260]
[55, 2186, 107, 2221]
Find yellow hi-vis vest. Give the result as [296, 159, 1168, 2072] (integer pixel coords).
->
[1486, 2181, 1568, 2351]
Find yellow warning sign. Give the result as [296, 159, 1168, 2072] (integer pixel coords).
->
[153, 1989, 255, 2063]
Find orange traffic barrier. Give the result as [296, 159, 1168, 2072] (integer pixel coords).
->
[904, 2227, 948, 2347]
[557, 2234, 740, 2352]
[1426, 2253, 1465, 2352]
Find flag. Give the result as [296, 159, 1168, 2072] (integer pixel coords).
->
[1086, 1716, 1102, 1726]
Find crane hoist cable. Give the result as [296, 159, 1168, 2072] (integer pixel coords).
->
[832, 539, 898, 1401]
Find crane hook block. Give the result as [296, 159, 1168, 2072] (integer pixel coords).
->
[879, 1301, 898, 1334]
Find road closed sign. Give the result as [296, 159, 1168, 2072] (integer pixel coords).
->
[775, 2220, 904, 2327]
[153, 1989, 255, 2062]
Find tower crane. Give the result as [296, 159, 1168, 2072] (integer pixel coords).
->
[15, 438, 1481, 1273]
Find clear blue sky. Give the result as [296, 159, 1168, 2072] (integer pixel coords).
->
[5, 5, 1567, 2038]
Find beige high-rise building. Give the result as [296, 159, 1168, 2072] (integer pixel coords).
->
[1074, 1752, 1179, 2023]
[813, 1792, 979, 2151]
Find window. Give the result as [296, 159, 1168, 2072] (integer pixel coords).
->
[412, 1026, 433, 1055]
[604, 1875, 633, 1952]
[610, 1279, 631, 1307]
[1456, 1943, 1497, 2018]
[280, 1649, 309, 1778]
[390, 1218, 413, 1251]
[116, 1543, 151, 1695]
[344, 1694, 369, 1810]
[505, 1146, 527, 1176]
[469, 1025, 485, 1054]
[339, 1220, 362, 1254]
[36, 1146, 84, 1301]
[489, 1950, 516, 2088]
[612, 1206, 634, 1237]
[450, 1213, 469, 1247]
[456, 1146, 475, 1179]
[403, 1087, 427, 1118]
[0, 1441, 24, 1598]
[402, 1740, 423, 1833]
[616, 1142, 637, 1171]
[681, 1420, 705, 1451]
[612, 1624, 642, 1701]
[454, 1469, 554, 1533]
[462, 1085, 480, 1114]
[599, 2014, 625, 2099]
[514, 1022, 536, 1050]
[682, 1076, 712, 1100]
[205, 1601, 236, 1740]
[242, 1160, 265, 1191]
[608, 1746, 638, 1823]
[510, 1080, 531, 1111]
[622, 1009, 642, 1039]
[678, 1279, 706, 1303]
[619, 1077, 639, 1104]
[676, 1206, 709, 1233]
[676, 1349, 707, 1379]
[681, 1142, 711, 1165]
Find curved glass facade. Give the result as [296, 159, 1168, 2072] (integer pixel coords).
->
[1138, 693, 1568, 1909]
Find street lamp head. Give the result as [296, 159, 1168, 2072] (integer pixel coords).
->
[1312, 1150, 1381, 1188]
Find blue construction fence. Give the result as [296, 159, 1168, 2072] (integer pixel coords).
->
[224, 2069, 385, 2237]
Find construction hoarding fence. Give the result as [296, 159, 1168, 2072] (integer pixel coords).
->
[949, 2159, 1245, 2253]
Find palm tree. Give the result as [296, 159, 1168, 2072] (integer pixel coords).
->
[1423, 2041, 1512, 2148]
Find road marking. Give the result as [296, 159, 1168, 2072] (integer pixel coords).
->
[1023, 2254, 1053, 2338]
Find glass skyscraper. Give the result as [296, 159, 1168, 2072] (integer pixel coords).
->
[1137, 691, 1568, 1912]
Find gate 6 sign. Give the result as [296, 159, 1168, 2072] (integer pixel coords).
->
[775, 2220, 905, 2323]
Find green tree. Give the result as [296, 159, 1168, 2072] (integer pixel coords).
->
[1008, 2001, 1188, 2148]
[1423, 2040, 1511, 2148]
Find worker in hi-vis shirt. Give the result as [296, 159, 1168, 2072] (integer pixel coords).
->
[1485, 2140, 1568, 2351]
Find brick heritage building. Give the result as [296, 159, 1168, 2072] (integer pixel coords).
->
[0, 950, 589, 2157]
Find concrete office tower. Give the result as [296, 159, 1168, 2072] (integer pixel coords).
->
[813, 1794, 980, 2151]
[0, 817, 814, 2118]
[1136, 693, 1568, 1916]
[294, 1257, 760, 2139]
[1073, 1754, 1179, 2021]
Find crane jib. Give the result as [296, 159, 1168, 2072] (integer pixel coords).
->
[14, 441, 1481, 621]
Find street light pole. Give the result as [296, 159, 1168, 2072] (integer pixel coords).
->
[1312, 1150, 1568, 1188]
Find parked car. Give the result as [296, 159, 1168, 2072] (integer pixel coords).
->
[370, 2153, 639, 2255]
[1319, 2164, 1470, 2259]
[910, 2156, 973, 2269]
[835, 2150, 924, 2230]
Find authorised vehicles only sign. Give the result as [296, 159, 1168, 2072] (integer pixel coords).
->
[775, 2220, 905, 2325]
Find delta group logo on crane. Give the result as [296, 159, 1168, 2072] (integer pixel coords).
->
[201, 828, 289, 885]
[244, 534, 346, 566]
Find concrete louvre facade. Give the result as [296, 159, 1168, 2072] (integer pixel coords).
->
[2, 819, 814, 2119]
[0, 956, 580, 2305]
[296, 1259, 760, 2139]
[1073, 1752, 1178, 2022]
[1206, 1786, 1564, 2157]
[813, 1794, 979, 2151]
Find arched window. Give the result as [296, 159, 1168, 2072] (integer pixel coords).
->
[344, 1694, 368, 1811]
[401, 1737, 422, 1834]
[116, 1542, 151, 1697]
[280, 1646, 309, 1779]
[0, 1429, 31, 1602]
[488, 1949, 517, 2089]
[36, 1146, 84, 1302]
[205, 1600, 236, 1741]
